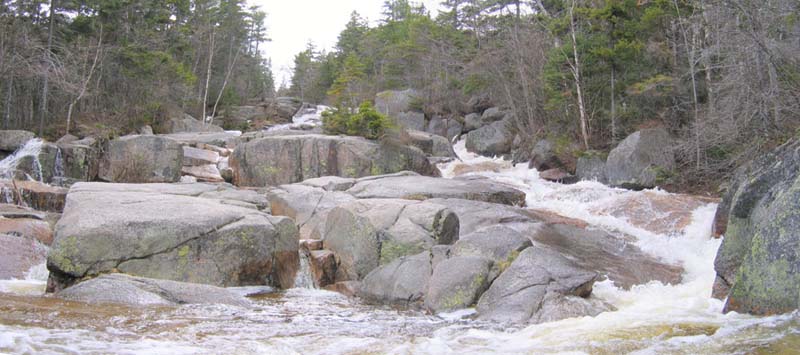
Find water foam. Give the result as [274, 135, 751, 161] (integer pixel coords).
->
[0, 138, 797, 354]
[414, 139, 795, 354]
[0, 138, 44, 180]
[267, 105, 330, 132]
[0, 262, 48, 296]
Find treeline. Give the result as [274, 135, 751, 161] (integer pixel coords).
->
[289, 0, 799, 185]
[0, 0, 275, 137]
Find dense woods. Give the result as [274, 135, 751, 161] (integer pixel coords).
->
[0, 0, 274, 137]
[288, 0, 800, 187]
[1, 0, 798, 187]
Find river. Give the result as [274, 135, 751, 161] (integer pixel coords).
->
[0, 138, 798, 354]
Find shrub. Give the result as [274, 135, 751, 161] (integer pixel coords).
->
[322, 102, 394, 140]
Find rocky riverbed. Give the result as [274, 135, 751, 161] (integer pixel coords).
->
[0, 106, 798, 354]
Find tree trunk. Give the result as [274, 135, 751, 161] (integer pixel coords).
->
[39, 0, 56, 136]
[211, 46, 241, 120]
[569, 1, 590, 150]
[673, 0, 702, 169]
[3, 76, 12, 129]
[611, 65, 617, 144]
[67, 27, 103, 134]
[202, 26, 216, 125]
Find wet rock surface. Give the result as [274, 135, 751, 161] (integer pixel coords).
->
[476, 246, 604, 324]
[0, 180, 68, 213]
[56, 273, 249, 307]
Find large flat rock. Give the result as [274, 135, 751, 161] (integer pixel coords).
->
[267, 184, 356, 240]
[529, 223, 684, 289]
[346, 175, 526, 206]
[46, 182, 299, 292]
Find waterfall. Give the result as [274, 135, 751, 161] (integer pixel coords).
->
[30, 157, 43, 182]
[1, 186, 12, 203]
[0, 138, 44, 180]
[54, 146, 64, 179]
[293, 250, 317, 289]
[267, 105, 329, 132]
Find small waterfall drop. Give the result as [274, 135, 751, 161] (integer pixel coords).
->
[53, 146, 64, 179]
[293, 250, 317, 289]
[1, 186, 12, 203]
[0, 138, 44, 180]
[267, 105, 330, 132]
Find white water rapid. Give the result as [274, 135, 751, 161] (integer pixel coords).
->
[0, 139, 797, 354]
[0, 138, 44, 181]
[267, 105, 330, 132]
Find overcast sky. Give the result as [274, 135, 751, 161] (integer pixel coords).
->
[250, 0, 442, 86]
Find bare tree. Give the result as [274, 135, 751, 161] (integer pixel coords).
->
[568, 0, 590, 149]
[66, 26, 103, 134]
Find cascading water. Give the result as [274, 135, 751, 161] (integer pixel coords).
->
[0, 138, 44, 180]
[293, 250, 318, 289]
[0, 138, 797, 354]
[0, 186, 12, 203]
[267, 105, 330, 132]
[53, 146, 64, 179]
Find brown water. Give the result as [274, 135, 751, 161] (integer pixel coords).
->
[0, 286, 798, 354]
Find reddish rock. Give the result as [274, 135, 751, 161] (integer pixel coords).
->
[526, 209, 588, 229]
[181, 165, 224, 183]
[182, 146, 219, 166]
[0, 234, 47, 279]
[539, 168, 578, 184]
[0, 204, 46, 220]
[590, 191, 718, 236]
[309, 250, 337, 288]
[299, 239, 323, 251]
[530, 223, 683, 289]
[196, 143, 231, 157]
[451, 161, 511, 176]
[0, 180, 68, 213]
[0, 218, 53, 245]
[323, 281, 360, 298]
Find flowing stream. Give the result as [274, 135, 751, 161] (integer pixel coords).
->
[0, 138, 44, 182]
[267, 105, 330, 132]
[1, 136, 799, 354]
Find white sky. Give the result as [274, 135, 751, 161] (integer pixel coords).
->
[249, 0, 442, 86]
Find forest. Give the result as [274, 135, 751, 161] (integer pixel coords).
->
[1, 0, 799, 189]
[287, 0, 800, 189]
[0, 0, 274, 137]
